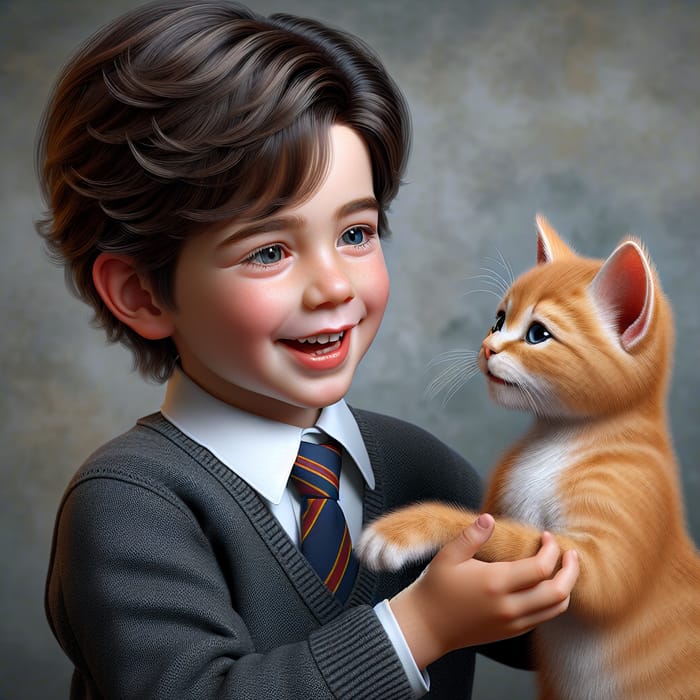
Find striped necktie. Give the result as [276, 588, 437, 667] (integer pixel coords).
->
[290, 440, 358, 603]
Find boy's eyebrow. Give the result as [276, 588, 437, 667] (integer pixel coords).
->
[336, 196, 379, 219]
[219, 197, 380, 246]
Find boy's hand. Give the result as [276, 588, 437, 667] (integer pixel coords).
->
[388, 513, 579, 670]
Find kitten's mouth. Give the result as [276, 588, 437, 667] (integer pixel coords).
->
[487, 371, 513, 386]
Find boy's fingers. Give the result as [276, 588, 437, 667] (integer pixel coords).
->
[513, 548, 580, 624]
[553, 548, 580, 597]
[436, 513, 495, 565]
[499, 531, 563, 590]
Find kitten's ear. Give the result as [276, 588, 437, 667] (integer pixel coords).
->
[589, 238, 654, 352]
[535, 214, 576, 264]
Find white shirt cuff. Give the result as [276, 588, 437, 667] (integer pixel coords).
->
[374, 599, 430, 698]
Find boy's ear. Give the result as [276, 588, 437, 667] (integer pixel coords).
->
[92, 253, 175, 340]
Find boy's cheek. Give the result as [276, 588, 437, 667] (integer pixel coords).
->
[364, 257, 390, 309]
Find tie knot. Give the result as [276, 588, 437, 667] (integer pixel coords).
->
[291, 441, 341, 500]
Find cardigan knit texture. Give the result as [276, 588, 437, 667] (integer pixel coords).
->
[46, 407, 529, 698]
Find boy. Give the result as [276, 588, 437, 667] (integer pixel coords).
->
[37, 1, 578, 697]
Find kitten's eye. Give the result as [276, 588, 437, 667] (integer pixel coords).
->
[491, 310, 506, 333]
[525, 322, 552, 344]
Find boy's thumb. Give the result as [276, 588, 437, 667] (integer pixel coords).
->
[439, 513, 495, 564]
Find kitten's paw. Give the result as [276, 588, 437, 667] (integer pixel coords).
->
[356, 502, 476, 572]
[357, 522, 440, 572]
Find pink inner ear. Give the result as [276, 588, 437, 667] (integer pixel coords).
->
[591, 242, 652, 351]
[537, 235, 549, 264]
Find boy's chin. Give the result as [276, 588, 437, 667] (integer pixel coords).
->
[254, 381, 354, 426]
[293, 382, 352, 412]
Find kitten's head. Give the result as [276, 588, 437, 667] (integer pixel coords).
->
[479, 215, 673, 420]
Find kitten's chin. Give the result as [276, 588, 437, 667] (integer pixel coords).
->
[489, 385, 533, 412]
[488, 382, 575, 420]
[487, 381, 542, 414]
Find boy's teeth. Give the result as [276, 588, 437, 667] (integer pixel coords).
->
[298, 332, 343, 344]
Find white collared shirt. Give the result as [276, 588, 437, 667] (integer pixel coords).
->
[161, 367, 428, 697]
[161, 367, 374, 547]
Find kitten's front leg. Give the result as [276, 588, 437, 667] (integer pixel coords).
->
[357, 502, 545, 571]
[357, 502, 478, 571]
[475, 516, 544, 563]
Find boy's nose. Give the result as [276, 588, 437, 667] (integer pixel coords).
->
[303, 257, 355, 309]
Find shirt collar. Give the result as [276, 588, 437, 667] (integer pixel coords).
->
[160, 367, 375, 504]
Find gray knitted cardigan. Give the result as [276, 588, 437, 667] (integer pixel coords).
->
[46, 408, 530, 699]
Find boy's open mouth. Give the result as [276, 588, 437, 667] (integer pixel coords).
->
[280, 331, 345, 356]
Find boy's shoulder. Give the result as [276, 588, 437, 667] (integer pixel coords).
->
[349, 406, 483, 508]
[76, 411, 181, 463]
[350, 405, 467, 464]
[64, 406, 483, 512]
[65, 412, 210, 496]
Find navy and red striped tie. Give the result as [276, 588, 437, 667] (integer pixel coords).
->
[291, 440, 358, 603]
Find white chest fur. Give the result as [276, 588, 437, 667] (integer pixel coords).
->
[499, 431, 618, 699]
[538, 616, 617, 700]
[498, 434, 571, 531]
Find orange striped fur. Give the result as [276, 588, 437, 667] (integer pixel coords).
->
[359, 215, 700, 699]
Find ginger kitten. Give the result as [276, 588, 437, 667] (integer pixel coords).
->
[359, 215, 700, 700]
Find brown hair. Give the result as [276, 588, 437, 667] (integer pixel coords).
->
[36, 0, 411, 381]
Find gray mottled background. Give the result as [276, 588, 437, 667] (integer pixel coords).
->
[2, 1, 698, 698]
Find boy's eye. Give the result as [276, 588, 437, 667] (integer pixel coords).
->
[248, 245, 283, 265]
[340, 226, 369, 246]
[491, 310, 506, 333]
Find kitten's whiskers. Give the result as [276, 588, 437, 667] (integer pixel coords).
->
[426, 349, 481, 406]
[463, 250, 515, 301]
[516, 379, 550, 418]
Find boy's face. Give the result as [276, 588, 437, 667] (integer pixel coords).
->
[168, 125, 390, 427]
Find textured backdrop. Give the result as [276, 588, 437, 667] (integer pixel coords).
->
[2, 1, 698, 698]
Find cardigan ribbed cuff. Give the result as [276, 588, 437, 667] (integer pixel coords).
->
[309, 605, 414, 699]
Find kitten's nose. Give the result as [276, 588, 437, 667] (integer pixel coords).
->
[484, 345, 493, 360]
